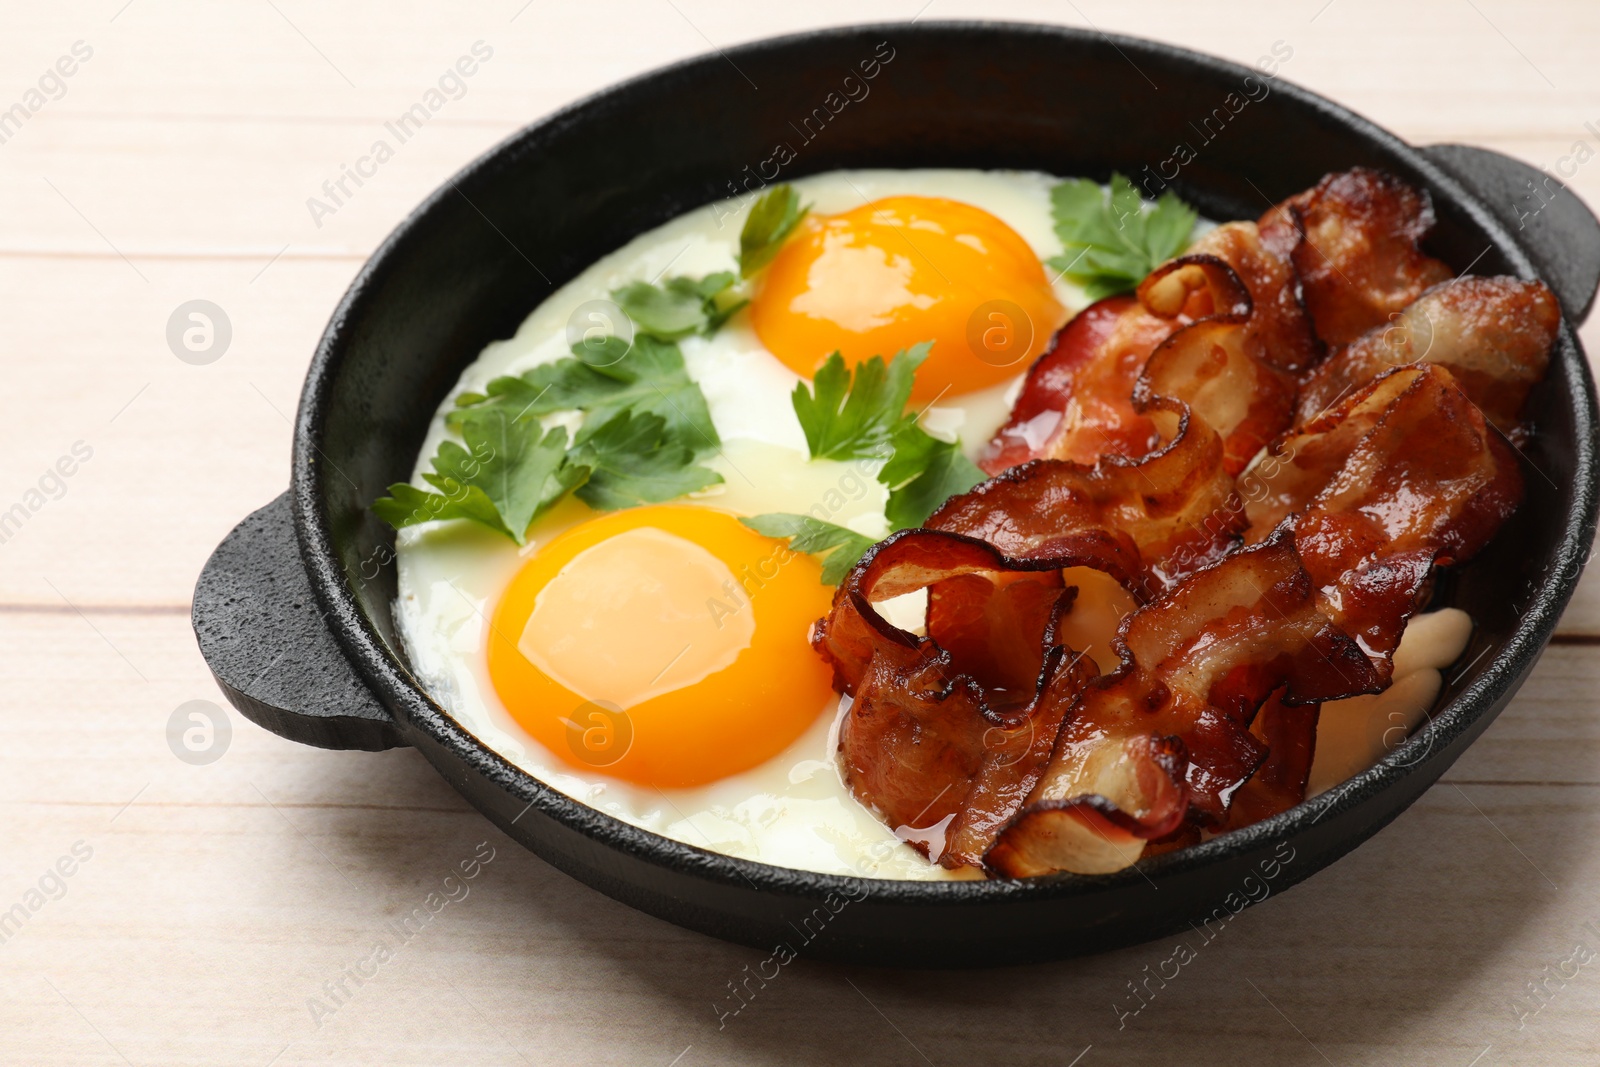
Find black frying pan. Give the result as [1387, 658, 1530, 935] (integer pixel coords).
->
[191, 22, 1600, 967]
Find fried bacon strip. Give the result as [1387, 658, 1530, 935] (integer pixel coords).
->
[979, 296, 1174, 473]
[1135, 249, 1299, 475]
[1296, 276, 1559, 433]
[1220, 693, 1320, 832]
[1181, 221, 1324, 373]
[986, 166, 1452, 473]
[1248, 363, 1524, 670]
[813, 531, 1098, 869]
[985, 220, 1317, 477]
[931, 396, 1240, 596]
[986, 531, 1379, 877]
[1260, 167, 1453, 346]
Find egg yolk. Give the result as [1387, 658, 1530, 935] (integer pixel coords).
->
[751, 195, 1067, 402]
[487, 505, 836, 788]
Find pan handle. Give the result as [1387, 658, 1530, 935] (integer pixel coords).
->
[192, 493, 405, 751]
[1422, 142, 1600, 323]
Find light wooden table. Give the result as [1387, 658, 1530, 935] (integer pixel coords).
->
[4, 2, 1599, 1064]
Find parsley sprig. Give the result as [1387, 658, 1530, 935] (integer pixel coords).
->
[744, 344, 986, 583]
[1048, 174, 1198, 300]
[790, 344, 986, 527]
[567, 408, 720, 511]
[739, 184, 809, 278]
[792, 342, 931, 463]
[370, 417, 580, 543]
[613, 271, 745, 339]
[374, 277, 734, 543]
[740, 513, 877, 586]
[451, 334, 718, 453]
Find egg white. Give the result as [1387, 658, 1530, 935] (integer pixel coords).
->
[394, 169, 1090, 880]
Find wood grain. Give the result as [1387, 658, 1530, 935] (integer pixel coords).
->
[3, 1, 1599, 1064]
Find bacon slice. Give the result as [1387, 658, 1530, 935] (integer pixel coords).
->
[1220, 693, 1320, 832]
[983, 744, 1185, 876]
[979, 296, 1174, 474]
[1296, 276, 1559, 433]
[986, 219, 1318, 478]
[932, 396, 1241, 596]
[1184, 222, 1324, 373]
[1262, 167, 1453, 345]
[987, 165, 1448, 475]
[813, 530, 1099, 870]
[1135, 249, 1301, 475]
[1260, 363, 1524, 669]
[986, 531, 1380, 878]
[1243, 367, 1422, 540]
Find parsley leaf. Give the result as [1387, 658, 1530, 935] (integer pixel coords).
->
[880, 423, 986, 530]
[788, 341, 982, 529]
[739, 184, 810, 278]
[1047, 174, 1198, 300]
[792, 343, 931, 462]
[763, 342, 990, 582]
[741, 513, 878, 586]
[571, 409, 722, 510]
[372, 415, 582, 544]
[451, 335, 719, 456]
[613, 272, 744, 340]
[371, 482, 510, 539]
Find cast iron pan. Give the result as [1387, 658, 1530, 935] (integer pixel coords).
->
[192, 21, 1600, 967]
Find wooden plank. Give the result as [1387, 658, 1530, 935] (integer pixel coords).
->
[2, 614, 1598, 1064]
[0, 256, 352, 609]
[5, 101, 1600, 263]
[4, 0, 1594, 137]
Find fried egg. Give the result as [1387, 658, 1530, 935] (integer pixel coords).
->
[487, 505, 836, 789]
[752, 194, 1068, 401]
[395, 170, 1090, 880]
